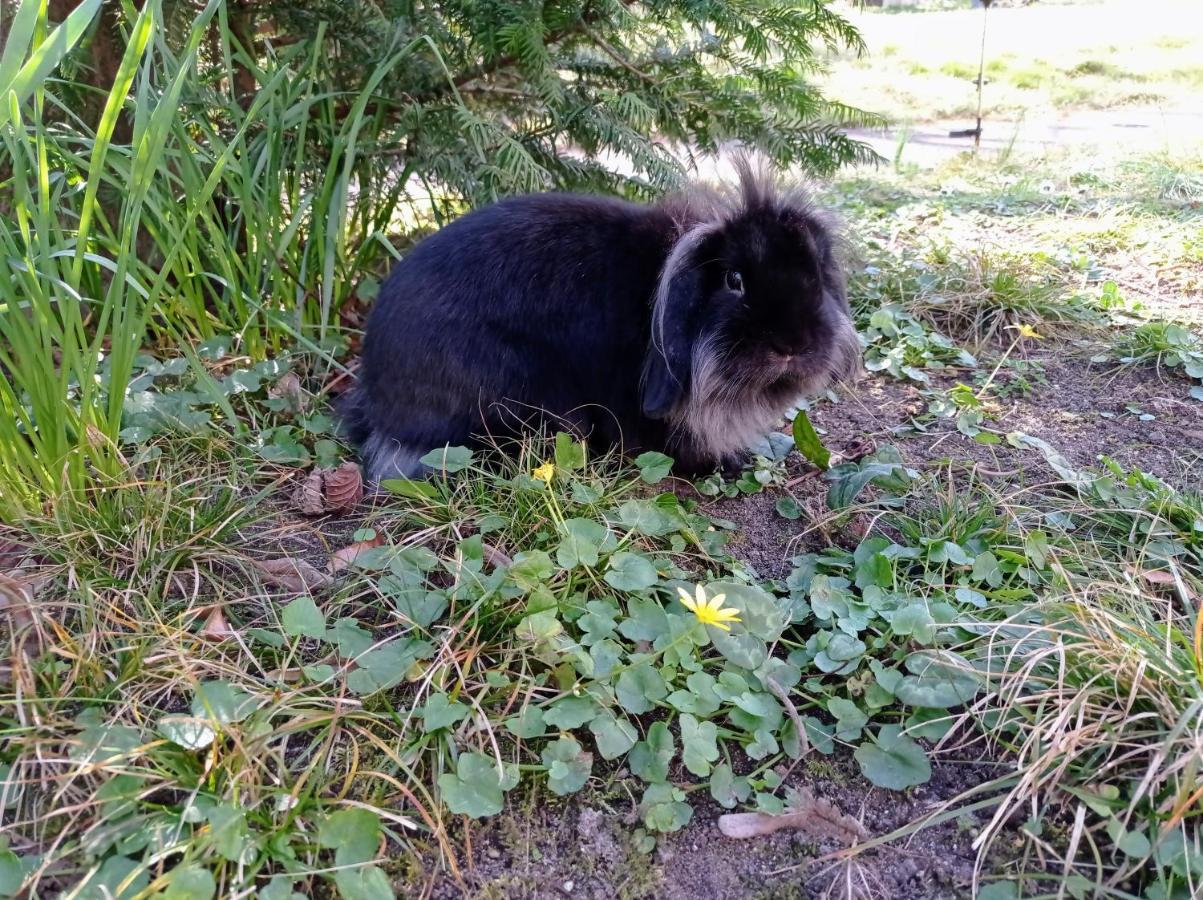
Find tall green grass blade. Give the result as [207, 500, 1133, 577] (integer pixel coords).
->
[0, 0, 101, 127]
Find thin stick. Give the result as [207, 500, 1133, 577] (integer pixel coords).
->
[974, 1, 992, 151]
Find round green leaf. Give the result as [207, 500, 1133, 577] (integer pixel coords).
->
[438, 752, 509, 818]
[281, 595, 326, 639]
[542, 737, 593, 795]
[854, 725, 931, 790]
[603, 552, 659, 591]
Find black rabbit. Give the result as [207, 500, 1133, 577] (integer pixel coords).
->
[342, 157, 859, 482]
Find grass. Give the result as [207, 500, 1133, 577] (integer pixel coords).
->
[823, 0, 1203, 125]
[0, 0, 448, 519]
[3, 1, 1203, 898]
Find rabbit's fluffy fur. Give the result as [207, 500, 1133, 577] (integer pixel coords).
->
[343, 157, 859, 481]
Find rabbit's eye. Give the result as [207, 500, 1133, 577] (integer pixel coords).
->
[725, 270, 744, 294]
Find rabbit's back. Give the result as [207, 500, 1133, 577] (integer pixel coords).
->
[350, 193, 676, 479]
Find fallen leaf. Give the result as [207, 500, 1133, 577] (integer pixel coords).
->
[718, 789, 868, 845]
[329, 535, 386, 574]
[0, 538, 31, 570]
[253, 557, 332, 593]
[481, 542, 513, 569]
[198, 605, 236, 641]
[0, 571, 37, 633]
[293, 462, 364, 516]
[268, 372, 308, 416]
[324, 463, 364, 513]
[1137, 568, 1176, 585]
[293, 468, 326, 516]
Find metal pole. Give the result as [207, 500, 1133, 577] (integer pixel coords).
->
[973, 0, 991, 150]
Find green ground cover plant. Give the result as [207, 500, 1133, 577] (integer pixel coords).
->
[3, 0, 1203, 897]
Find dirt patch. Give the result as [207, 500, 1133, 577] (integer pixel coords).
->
[712, 350, 1203, 580]
[418, 751, 1009, 900]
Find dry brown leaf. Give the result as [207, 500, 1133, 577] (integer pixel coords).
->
[718, 789, 868, 846]
[324, 463, 364, 512]
[1138, 569, 1176, 585]
[198, 604, 237, 641]
[0, 571, 37, 633]
[329, 535, 386, 573]
[0, 538, 31, 570]
[481, 542, 513, 569]
[293, 462, 364, 516]
[293, 469, 326, 516]
[253, 557, 332, 593]
[268, 371, 308, 416]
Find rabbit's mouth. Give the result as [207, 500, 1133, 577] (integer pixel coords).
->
[764, 349, 821, 382]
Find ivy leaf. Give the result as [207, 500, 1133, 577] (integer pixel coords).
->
[589, 713, 638, 760]
[709, 762, 752, 809]
[438, 752, 510, 818]
[555, 518, 609, 568]
[508, 550, 554, 586]
[346, 638, 433, 695]
[158, 715, 216, 751]
[381, 478, 438, 500]
[207, 804, 250, 862]
[419, 445, 473, 473]
[827, 698, 869, 741]
[615, 663, 668, 714]
[543, 696, 600, 730]
[191, 681, 262, 726]
[792, 409, 831, 470]
[0, 853, 22, 897]
[640, 782, 693, 832]
[604, 552, 659, 591]
[74, 856, 149, 899]
[505, 706, 546, 740]
[554, 432, 586, 471]
[161, 865, 216, 900]
[319, 808, 381, 866]
[854, 725, 931, 790]
[888, 602, 936, 644]
[328, 617, 374, 657]
[617, 597, 670, 641]
[775, 496, 802, 520]
[333, 867, 393, 900]
[629, 721, 675, 783]
[616, 498, 676, 536]
[679, 713, 720, 777]
[542, 737, 593, 795]
[894, 650, 980, 708]
[281, 595, 326, 638]
[635, 451, 674, 483]
[421, 693, 470, 732]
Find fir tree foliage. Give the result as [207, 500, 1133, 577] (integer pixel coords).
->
[257, 0, 879, 205]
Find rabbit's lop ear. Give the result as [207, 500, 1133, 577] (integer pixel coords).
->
[641, 226, 714, 420]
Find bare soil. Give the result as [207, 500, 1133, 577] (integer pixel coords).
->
[717, 348, 1203, 581]
[414, 751, 1009, 900]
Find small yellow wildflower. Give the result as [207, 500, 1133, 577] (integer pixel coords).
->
[533, 461, 555, 482]
[1009, 323, 1043, 340]
[677, 584, 742, 631]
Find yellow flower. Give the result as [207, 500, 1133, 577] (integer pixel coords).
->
[533, 461, 555, 482]
[1009, 323, 1043, 340]
[677, 584, 742, 631]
